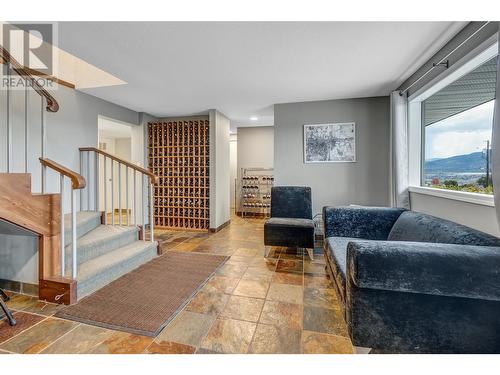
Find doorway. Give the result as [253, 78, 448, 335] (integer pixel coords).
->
[97, 116, 143, 223]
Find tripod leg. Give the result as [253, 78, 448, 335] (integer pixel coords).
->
[0, 297, 16, 326]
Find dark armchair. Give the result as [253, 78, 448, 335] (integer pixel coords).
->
[264, 186, 315, 260]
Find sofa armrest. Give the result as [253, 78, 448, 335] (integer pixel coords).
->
[322, 206, 406, 240]
[347, 240, 500, 301]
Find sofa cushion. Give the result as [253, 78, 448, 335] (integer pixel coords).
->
[264, 217, 314, 248]
[325, 237, 354, 278]
[324, 237, 360, 303]
[387, 211, 500, 247]
[323, 206, 406, 240]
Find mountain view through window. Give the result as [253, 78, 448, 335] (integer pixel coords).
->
[422, 54, 497, 195]
[423, 100, 494, 194]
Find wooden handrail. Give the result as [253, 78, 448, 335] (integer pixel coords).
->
[79, 147, 159, 185]
[39, 158, 86, 189]
[0, 46, 60, 112]
[24, 67, 75, 90]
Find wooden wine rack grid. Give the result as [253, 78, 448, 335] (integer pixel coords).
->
[148, 119, 210, 231]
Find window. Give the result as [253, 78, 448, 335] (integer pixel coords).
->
[421, 55, 497, 195]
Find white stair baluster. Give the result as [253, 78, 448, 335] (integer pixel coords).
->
[6, 63, 11, 173]
[86, 151, 90, 210]
[142, 175, 146, 241]
[111, 160, 115, 225]
[126, 167, 129, 226]
[95, 152, 99, 211]
[24, 77, 29, 173]
[118, 163, 122, 225]
[103, 155, 107, 225]
[149, 180, 154, 242]
[60, 174, 65, 277]
[41, 97, 46, 193]
[133, 171, 137, 226]
[71, 188, 77, 279]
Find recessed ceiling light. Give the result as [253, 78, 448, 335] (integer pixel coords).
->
[250, 116, 258, 121]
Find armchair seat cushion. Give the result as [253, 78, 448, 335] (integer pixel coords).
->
[266, 217, 314, 228]
[264, 217, 314, 248]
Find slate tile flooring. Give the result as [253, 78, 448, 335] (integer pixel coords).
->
[0, 214, 353, 354]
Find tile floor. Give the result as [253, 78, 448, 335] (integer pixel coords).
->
[0, 214, 353, 354]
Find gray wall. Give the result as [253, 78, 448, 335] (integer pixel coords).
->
[274, 97, 390, 215]
[410, 192, 499, 236]
[237, 126, 274, 170]
[0, 83, 148, 285]
[229, 134, 237, 209]
[236, 126, 274, 210]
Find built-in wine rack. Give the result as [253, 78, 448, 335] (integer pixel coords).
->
[148, 119, 210, 230]
[239, 168, 274, 218]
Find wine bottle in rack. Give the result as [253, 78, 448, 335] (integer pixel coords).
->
[148, 119, 210, 230]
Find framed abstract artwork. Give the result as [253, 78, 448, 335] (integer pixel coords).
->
[303, 122, 356, 163]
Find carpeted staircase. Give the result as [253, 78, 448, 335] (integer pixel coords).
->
[63, 212, 157, 299]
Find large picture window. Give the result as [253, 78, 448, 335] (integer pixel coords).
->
[422, 55, 497, 195]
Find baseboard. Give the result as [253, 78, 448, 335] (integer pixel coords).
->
[209, 220, 231, 233]
[238, 212, 269, 219]
[0, 278, 39, 297]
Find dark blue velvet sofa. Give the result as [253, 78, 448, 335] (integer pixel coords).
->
[323, 205, 500, 353]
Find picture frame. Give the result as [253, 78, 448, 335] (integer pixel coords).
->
[303, 122, 356, 163]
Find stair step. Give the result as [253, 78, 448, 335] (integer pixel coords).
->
[76, 240, 158, 299]
[64, 211, 101, 246]
[64, 225, 139, 270]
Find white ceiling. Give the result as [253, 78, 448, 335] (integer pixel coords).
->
[57, 22, 466, 130]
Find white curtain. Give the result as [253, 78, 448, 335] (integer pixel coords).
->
[389, 91, 410, 209]
[492, 27, 500, 228]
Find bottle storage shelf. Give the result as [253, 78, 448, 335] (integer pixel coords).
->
[148, 119, 210, 231]
[239, 168, 274, 218]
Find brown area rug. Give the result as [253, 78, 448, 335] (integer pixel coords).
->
[55, 252, 228, 337]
